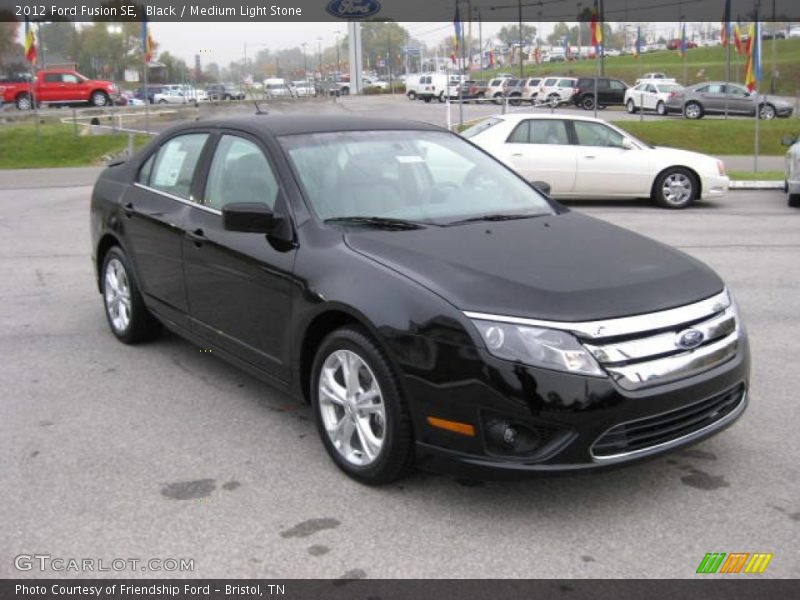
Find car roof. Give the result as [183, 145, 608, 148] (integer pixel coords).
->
[164, 115, 444, 137]
[490, 113, 607, 125]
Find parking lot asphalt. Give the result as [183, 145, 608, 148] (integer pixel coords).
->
[1, 178, 799, 579]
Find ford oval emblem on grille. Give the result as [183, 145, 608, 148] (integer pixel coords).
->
[676, 328, 705, 350]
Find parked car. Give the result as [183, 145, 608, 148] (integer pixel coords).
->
[463, 113, 729, 208]
[154, 89, 195, 104]
[501, 79, 525, 106]
[573, 77, 629, 110]
[292, 81, 315, 97]
[362, 76, 388, 90]
[789, 26, 800, 38]
[470, 80, 489, 100]
[0, 68, 117, 110]
[522, 77, 543, 103]
[666, 82, 794, 119]
[207, 83, 246, 101]
[406, 73, 456, 103]
[134, 85, 164, 104]
[486, 78, 509, 103]
[782, 133, 800, 207]
[625, 81, 684, 115]
[264, 78, 295, 98]
[537, 76, 578, 105]
[90, 115, 749, 483]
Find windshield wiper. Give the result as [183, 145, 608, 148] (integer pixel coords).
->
[324, 216, 425, 230]
[445, 213, 545, 226]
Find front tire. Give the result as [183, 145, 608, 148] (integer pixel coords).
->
[626, 99, 637, 113]
[16, 93, 33, 110]
[653, 167, 698, 209]
[100, 247, 160, 344]
[581, 95, 595, 110]
[91, 91, 109, 107]
[789, 194, 800, 208]
[656, 100, 667, 116]
[311, 326, 414, 485]
[407, 91, 416, 101]
[684, 101, 703, 119]
[759, 103, 776, 120]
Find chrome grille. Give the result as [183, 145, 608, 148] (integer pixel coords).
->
[581, 290, 740, 390]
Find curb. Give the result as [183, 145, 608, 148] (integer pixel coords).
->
[729, 180, 784, 190]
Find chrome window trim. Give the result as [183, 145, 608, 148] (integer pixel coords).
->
[133, 182, 222, 216]
[464, 289, 730, 340]
[590, 390, 747, 463]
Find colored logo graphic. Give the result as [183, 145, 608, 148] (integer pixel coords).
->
[696, 552, 773, 574]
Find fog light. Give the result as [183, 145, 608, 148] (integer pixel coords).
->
[502, 425, 518, 446]
[485, 419, 542, 456]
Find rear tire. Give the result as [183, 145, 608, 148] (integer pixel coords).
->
[509, 94, 521, 106]
[789, 194, 800, 208]
[581, 95, 595, 110]
[100, 247, 160, 344]
[626, 99, 637, 113]
[407, 91, 416, 101]
[311, 326, 414, 485]
[759, 103, 776, 120]
[656, 101, 667, 116]
[653, 167, 698, 209]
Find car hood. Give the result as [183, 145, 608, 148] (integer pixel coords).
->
[344, 211, 723, 322]
[651, 146, 720, 168]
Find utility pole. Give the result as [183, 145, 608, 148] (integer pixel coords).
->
[518, 0, 523, 79]
[335, 31, 341, 79]
[317, 37, 323, 78]
[301, 42, 308, 80]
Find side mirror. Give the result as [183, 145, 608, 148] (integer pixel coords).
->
[223, 203, 282, 234]
[531, 180, 551, 195]
[622, 137, 635, 150]
[781, 134, 797, 147]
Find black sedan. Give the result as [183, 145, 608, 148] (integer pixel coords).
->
[90, 115, 749, 484]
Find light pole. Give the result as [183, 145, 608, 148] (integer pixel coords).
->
[335, 31, 341, 80]
[317, 37, 323, 78]
[301, 42, 308, 81]
[576, 2, 583, 60]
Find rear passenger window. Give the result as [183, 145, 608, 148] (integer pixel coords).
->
[204, 135, 279, 211]
[506, 120, 530, 143]
[149, 134, 209, 200]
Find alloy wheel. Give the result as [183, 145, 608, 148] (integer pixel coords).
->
[759, 104, 776, 120]
[318, 349, 386, 467]
[684, 103, 702, 119]
[661, 172, 693, 206]
[104, 258, 132, 333]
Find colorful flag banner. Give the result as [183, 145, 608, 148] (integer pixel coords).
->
[24, 16, 37, 64]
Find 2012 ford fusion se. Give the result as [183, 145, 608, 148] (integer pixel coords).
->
[90, 115, 749, 484]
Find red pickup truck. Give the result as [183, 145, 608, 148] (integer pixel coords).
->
[0, 69, 118, 110]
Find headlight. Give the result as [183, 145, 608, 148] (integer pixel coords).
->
[472, 319, 605, 377]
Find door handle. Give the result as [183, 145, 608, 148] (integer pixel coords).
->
[511, 153, 523, 157]
[584, 155, 596, 159]
[186, 228, 206, 247]
[122, 202, 134, 217]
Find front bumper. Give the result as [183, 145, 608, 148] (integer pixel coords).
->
[405, 333, 750, 479]
[701, 173, 730, 198]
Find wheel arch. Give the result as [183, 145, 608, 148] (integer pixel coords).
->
[650, 164, 702, 200]
[297, 305, 388, 404]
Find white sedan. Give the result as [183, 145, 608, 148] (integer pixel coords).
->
[783, 133, 800, 207]
[153, 90, 195, 104]
[463, 113, 729, 208]
[625, 81, 683, 115]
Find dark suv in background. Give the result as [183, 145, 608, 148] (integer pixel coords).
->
[573, 77, 629, 110]
[207, 83, 246, 101]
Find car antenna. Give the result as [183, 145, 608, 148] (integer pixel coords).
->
[254, 97, 267, 115]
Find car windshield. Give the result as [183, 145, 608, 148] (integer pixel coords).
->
[280, 129, 555, 225]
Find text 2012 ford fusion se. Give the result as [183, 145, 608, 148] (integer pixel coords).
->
[90, 115, 749, 484]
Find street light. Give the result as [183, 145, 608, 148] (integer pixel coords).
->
[317, 37, 323, 78]
[335, 31, 341, 80]
[301, 42, 308, 81]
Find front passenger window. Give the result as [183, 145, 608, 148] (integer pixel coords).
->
[204, 135, 279, 211]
